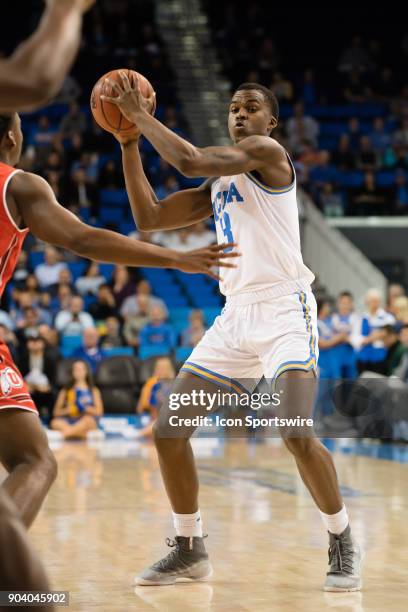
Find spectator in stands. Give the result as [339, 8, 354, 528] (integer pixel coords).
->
[16, 307, 42, 345]
[319, 182, 344, 217]
[189, 222, 217, 248]
[122, 294, 151, 349]
[34, 246, 68, 289]
[378, 325, 405, 375]
[347, 118, 361, 151]
[343, 70, 369, 104]
[0, 310, 14, 331]
[356, 136, 380, 172]
[139, 305, 176, 358]
[51, 360, 103, 440]
[109, 265, 135, 309]
[38, 324, 60, 362]
[59, 102, 87, 138]
[387, 283, 406, 312]
[25, 274, 42, 306]
[299, 69, 317, 105]
[338, 35, 372, 73]
[55, 296, 95, 337]
[392, 296, 408, 326]
[100, 317, 124, 350]
[13, 250, 29, 288]
[286, 102, 319, 153]
[68, 167, 98, 212]
[393, 325, 408, 381]
[374, 67, 399, 101]
[354, 288, 395, 373]
[73, 327, 106, 373]
[393, 117, 408, 149]
[99, 160, 123, 189]
[331, 292, 358, 379]
[351, 171, 389, 215]
[331, 135, 356, 170]
[18, 334, 56, 419]
[75, 262, 105, 296]
[181, 310, 206, 348]
[51, 284, 74, 317]
[89, 284, 117, 321]
[369, 117, 392, 152]
[394, 171, 408, 214]
[120, 280, 167, 320]
[155, 175, 180, 200]
[270, 72, 293, 102]
[317, 298, 348, 378]
[0, 324, 18, 362]
[136, 357, 176, 438]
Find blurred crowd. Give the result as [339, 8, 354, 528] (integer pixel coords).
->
[205, 1, 408, 216]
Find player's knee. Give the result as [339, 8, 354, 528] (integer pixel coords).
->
[40, 448, 58, 485]
[152, 423, 188, 454]
[283, 437, 316, 459]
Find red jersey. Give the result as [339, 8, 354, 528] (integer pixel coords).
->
[0, 163, 37, 413]
[0, 162, 29, 299]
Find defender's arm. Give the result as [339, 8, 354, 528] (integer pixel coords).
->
[8, 172, 238, 279]
[0, 0, 95, 112]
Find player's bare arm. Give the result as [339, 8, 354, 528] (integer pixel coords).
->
[0, 0, 96, 112]
[118, 139, 213, 231]
[102, 72, 291, 186]
[7, 172, 238, 280]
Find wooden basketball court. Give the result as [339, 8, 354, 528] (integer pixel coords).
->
[23, 438, 408, 611]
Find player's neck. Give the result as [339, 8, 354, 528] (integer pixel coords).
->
[0, 152, 14, 166]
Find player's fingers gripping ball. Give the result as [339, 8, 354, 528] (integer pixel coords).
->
[90, 69, 156, 137]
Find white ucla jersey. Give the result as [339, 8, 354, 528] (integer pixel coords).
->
[211, 156, 315, 303]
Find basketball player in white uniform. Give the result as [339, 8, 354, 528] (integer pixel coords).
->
[105, 74, 363, 591]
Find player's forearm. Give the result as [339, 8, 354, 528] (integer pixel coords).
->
[1, 4, 83, 111]
[120, 141, 161, 230]
[76, 225, 182, 269]
[134, 112, 201, 175]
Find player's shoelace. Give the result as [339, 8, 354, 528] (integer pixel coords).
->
[152, 536, 207, 572]
[327, 536, 354, 575]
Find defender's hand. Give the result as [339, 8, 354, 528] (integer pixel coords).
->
[101, 71, 156, 124]
[173, 243, 241, 281]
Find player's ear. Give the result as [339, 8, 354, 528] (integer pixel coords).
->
[6, 130, 17, 149]
[269, 116, 278, 132]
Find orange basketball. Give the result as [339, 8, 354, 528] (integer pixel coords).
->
[90, 69, 155, 135]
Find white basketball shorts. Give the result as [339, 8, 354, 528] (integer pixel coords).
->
[180, 290, 319, 392]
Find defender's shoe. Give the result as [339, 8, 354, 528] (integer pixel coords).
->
[135, 536, 213, 586]
[324, 525, 363, 592]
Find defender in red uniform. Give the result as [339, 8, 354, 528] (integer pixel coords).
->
[0, 112, 237, 533]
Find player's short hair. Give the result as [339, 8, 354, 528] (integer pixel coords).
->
[0, 114, 13, 140]
[234, 83, 279, 121]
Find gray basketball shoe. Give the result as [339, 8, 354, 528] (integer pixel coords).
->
[324, 525, 363, 592]
[135, 536, 213, 586]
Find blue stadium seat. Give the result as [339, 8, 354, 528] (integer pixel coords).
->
[203, 307, 222, 326]
[169, 307, 191, 326]
[104, 347, 134, 358]
[61, 335, 82, 358]
[99, 207, 123, 225]
[29, 251, 44, 270]
[98, 263, 114, 281]
[99, 189, 129, 207]
[120, 221, 136, 235]
[139, 344, 172, 360]
[337, 171, 364, 188]
[163, 296, 189, 307]
[68, 261, 87, 281]
[376, 171, 396, 187]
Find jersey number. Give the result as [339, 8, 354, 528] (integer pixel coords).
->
[219, 212, 234, 251]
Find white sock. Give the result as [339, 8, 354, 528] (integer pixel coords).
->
[320, 504, 349, 535]
[172, 510, 203, 538]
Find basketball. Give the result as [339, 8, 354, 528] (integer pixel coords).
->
[90, 69, 155, 135]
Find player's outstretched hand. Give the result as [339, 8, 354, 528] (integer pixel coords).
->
[175, 243, 240, 281]
[101, 71, 156, 124]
